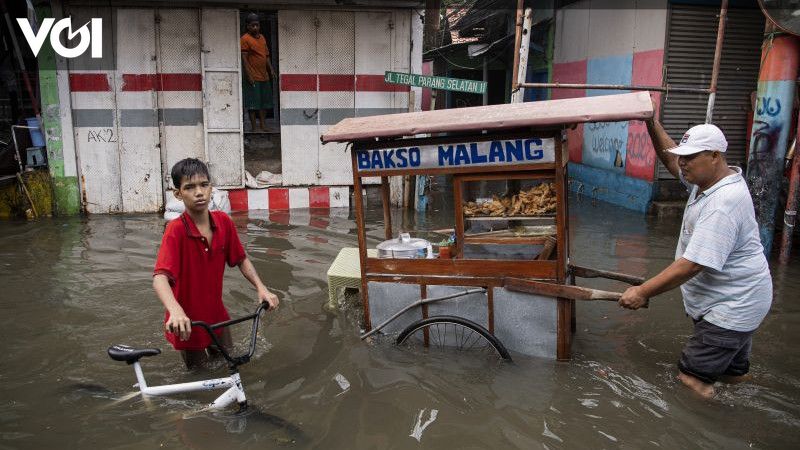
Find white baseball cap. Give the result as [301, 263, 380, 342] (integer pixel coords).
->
[668, 123, 728, 156]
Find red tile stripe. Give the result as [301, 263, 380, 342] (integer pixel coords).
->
[356, 75, 410, 92]
[70, 73, 405, 93]
[68, 73, 202, 92]
[280, 74, 410, 92]
[309, 187, 330, 208]
[122, 74, 202, 91]
[268, 188, 290, 210]
[280, 74, 317, 91]
[228, 189, 249, 211]
[69, 73, 111, 92]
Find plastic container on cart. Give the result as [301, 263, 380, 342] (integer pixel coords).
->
[26, 117, 45, 147]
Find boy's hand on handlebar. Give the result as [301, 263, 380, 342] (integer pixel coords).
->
[258, 287, 279, 311]
[166, 312, 192, 341]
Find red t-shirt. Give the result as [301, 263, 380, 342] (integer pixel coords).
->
[154, 211, 247, 350]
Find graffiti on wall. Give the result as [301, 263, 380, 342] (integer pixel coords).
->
[745, 81, 795, 248]
[583, 120, 628, 172]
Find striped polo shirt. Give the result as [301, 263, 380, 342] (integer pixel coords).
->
[676, 167, 772, 332]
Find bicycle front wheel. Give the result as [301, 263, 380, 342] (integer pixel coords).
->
[395, 315, 512, 361]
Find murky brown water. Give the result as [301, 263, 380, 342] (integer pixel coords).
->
[1, 198, 799, 448]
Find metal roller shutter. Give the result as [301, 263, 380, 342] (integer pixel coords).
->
[659, 4, 764, 179]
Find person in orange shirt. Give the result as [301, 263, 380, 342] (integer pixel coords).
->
[241, 13, 276, 132]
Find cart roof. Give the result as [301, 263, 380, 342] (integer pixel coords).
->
[321, 91, 653, 143]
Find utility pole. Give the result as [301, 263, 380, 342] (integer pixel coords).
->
[745, 22, 800, 256]
[424, 0, 441, 50]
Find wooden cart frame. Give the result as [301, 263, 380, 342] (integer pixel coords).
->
[322, 91, 653, 361]
[349, 129, 576, 360]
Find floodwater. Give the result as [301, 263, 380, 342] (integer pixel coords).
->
[1, 197, 799, 449]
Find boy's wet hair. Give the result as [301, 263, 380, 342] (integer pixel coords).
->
[246, 13, 259, 24]
[171, 158, 210, 189]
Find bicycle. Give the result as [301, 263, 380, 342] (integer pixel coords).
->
[107, 303, 267, 411]
[360, 288, 513, 361]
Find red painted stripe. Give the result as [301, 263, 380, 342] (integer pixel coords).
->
[760, 35, 800, 82]
[121, 74, 202, 92]
[308, 186, 330, 208]
[268, 188, 290, 210]
[319, 75, 354, 91]
[69, 73, 111, 92]
[280, 74, 317, 91]
[228, 189, 249, 211]
[281, 74, 410, 92]
[356, 75, 410, 92]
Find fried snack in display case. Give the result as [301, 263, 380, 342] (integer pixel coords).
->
[463, 182, 557, 217]
[456, 175, 559, 260]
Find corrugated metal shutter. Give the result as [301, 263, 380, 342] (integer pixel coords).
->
[659, 5, 764, 179]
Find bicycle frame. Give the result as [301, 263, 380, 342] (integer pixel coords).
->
[131, 362, 246, 410]
[110, 304, 267, 411]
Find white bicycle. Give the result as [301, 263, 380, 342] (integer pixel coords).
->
[107, 304, 267, 411]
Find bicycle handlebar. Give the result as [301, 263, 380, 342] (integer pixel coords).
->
[189, 303, 268, 368]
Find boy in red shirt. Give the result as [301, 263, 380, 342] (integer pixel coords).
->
[241, 13, 276, 132]
[153, 158, 279, 369]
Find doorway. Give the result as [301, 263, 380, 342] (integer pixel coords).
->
[240, 10, 282, 185]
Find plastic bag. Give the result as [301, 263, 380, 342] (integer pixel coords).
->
[163, 187, 231, 220]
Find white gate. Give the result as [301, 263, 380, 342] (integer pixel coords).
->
[279, 9, 414, 186]
[201, 8, 244, 188]
[156, 9, 205, 190]
[68, 5, 121, 213]
[69, 6, 243, 213]
[115, 8, 162, 212]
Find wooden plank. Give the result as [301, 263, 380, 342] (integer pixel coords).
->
[381, 176, 392, 240]
[321, 91, 654, 143]
[421, 284, 429, 346]
[352, 155, 371, 331]
[366, 258, 558, 279]
[487, 287, 494, 334]
[503, 277, 623, 301]
[453, 176, 465, 258]
[367, 274, 502, 287]
[456, 171, 555, 182]
[352, 163, 557, 178]
[353, 129, 560, 151]
[557, 299, 571, 361]
[463, 236, 552, 245]
[569, 264, 645, 285]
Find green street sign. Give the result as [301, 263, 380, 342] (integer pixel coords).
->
[384, 71, 487, 95]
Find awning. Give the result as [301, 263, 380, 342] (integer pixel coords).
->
[321, 91, 654, 143]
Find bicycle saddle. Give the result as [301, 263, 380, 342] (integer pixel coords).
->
[107, 344, 161, 363]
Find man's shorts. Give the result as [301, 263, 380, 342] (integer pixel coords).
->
[678, 318, 754, 384]
[243, 79, 273, 111]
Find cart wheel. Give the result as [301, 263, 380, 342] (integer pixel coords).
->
[395, 315, 512, 361]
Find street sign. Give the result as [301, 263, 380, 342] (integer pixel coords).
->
[384, 71, 487, 95]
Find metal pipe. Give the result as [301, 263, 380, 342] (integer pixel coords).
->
[360, 288, 485, 340]
[511, 0, 524, 91]
[511, 8, 534, 103]
[706, 0, 729, 123]
[518, 82, 710, 94]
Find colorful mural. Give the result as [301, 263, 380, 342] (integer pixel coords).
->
[550, 1, 666, 212]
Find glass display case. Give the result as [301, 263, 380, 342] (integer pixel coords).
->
[455, 173, 558, 260]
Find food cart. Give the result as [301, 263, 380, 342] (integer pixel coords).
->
[321, 92, 653, 360]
